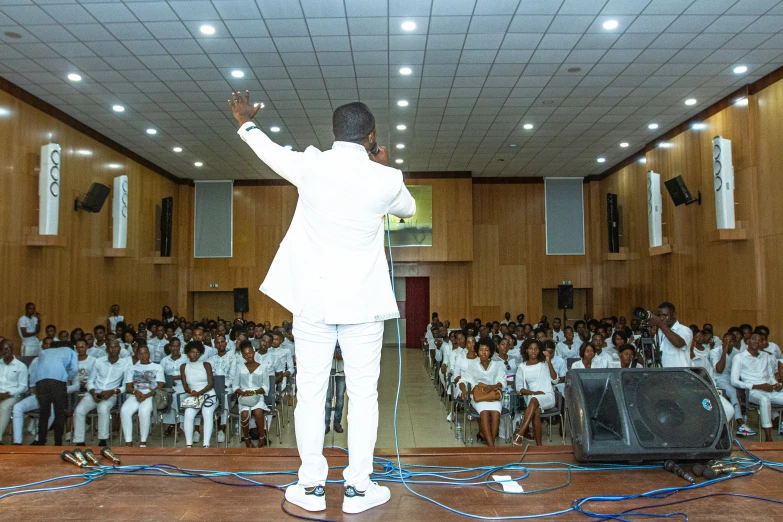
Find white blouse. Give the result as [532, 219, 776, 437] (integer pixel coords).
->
[232, 361, 273, 394]
[461, 359, 505, 391]
[515, 362, 555, 395]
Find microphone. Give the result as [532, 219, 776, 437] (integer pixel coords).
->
[703, 463, 740, 480]
[83, 448, 101, 466]
[60, 450, 83, 467]
[100, 446, 121, 465]
[664, 460, 695, 484]
[71, 448, 89, 467]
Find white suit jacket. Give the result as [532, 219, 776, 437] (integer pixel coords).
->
[238, 122, 416, 325]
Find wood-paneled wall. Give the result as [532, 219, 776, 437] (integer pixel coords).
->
[0, 90, 181, 350]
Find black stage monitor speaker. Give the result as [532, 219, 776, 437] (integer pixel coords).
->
[234, 287, 249, 314]
[557, 284, 574, 310]
[566, 368, 731, 463]
[75, 182, 111, 212]
[664, 176, 701, 207]
[160, 196, 173, 257]
[607, 193, 619, 253]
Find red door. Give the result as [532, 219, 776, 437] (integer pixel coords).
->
[405, 277, 430, 349]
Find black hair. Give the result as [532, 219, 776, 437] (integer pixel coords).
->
[617, 343, 635, 353]
[579, 343, 595, 359]
[185, 340, 205, 355]
[521, 339, 546, 363]
[52, 340, 74, 349]
[657, 302, 676, 313]
[239, 340, 254, 352]
[755, 325, 770, 335]
[739, 323, 753, 331]
[476, 337, 495, 358]
[612, 329, 629, 345]
[543, 340, 556, 352]
[45, 324, 56, 330]
[332, 102, 375, 142]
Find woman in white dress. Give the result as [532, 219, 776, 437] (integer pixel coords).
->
[180, 341, 217, 448]
[233, 341, 270, 447]
[512, 339, 556, 446]
[458, 338, 505, 447]
[571, 343, 596, 369]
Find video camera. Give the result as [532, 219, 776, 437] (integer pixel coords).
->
[632, 307, 659, 367]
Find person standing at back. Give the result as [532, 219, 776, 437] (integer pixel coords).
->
[229, 91, 415, 515]
[29, 340, 77, 445]
[18, 302, 41, 357]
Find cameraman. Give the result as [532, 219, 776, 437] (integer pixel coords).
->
[647, 302, 693, 368]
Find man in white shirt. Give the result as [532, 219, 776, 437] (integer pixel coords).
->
[147, 325, 168, 364]
[551, 318, 565, 344]
[230, 92, 415, 515]
[556, 327, 582, 360]
[73, 341, 129, 447]
[17, 302, 41, 357]
[501, 312, 511, 325]
[107, 304, 124, 333]
[731, 333, 783, 442]
[208, 334, 237, 444]
[87, 325, 109, 358]
[711, 332, 755, 436]
[590, 334, 613, 369]
[648, 302, 692, 368]
[0, 340, 29, 440]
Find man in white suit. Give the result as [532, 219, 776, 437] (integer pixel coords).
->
[229, 91, 415, 515]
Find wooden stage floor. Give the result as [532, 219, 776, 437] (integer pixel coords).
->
[1, 444, 782, 521]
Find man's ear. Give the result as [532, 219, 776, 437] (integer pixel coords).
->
[368, 128, 376, 144]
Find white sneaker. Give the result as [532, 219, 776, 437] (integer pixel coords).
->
[285, 484, 326, 512]
[446, 412, 453, 422]
[194, 431, 201, 443]
[736, 424, 757, 437]
[217, 430, 225, 443]
[342, 482, 391, 514]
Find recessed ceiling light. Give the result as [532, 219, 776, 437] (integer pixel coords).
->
[112, 104, 125, 112]
[597, 157, 606, 163]
[107, 163, 121, 169]
[395, 159, 403, 164]
[67, 73, 82, 82]
[733, 65, 747, 74]
[510, 144, 517, 147]
[658, 142, 673, 148]
[396, 144, 405, 149]
[639, 157, 647, 164]
[401, 21, 416, 31]
[284, 145, 293, 150]
[399, 67, 412, 75]
[567, 67, 582, 73]
[648, 123, 659, 130]
[396, 124, 406, 130]
[523, 123, 534, 130]
[75, 149, 91, 156]
[685, 98, 697, 106]
[270, 126, 280, 132]
[603, 20, 619, 30]
[397, 100, 409, 107]
[231, 70, 244, 78]
[146, 128, 157, 135]
[3, 31, 21, 39]
[735, 97, 748, 106]
[0, 108, 10, 116]
[620, 142, 629, 148]
[691, 123, 706, 130]
[194, 162, 203, 167]
[200, 25, 215, 35]
[173, 147, 183, 152]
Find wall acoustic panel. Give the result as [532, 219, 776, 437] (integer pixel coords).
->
[194, 180, 233, 258]
[544, 177, 585, 255]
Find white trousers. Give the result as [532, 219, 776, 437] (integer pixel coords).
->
[120, 396, 154, 443]
[12, 396, 54, 444]
[183, 393, 217, 446]
[0, 396, 20, 441]
[293, 313, 383, 490]
[749, 389, 783, 428]
[717, 383, 742, 420]
[73, 394, 117, 442]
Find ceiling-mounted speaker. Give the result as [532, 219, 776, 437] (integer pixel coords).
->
[566, 368, 732, 463]
[647, 171, 662, 248]
[39, 142, 61, 235]
[712, 136, 735, 230]
[112, 175, 128, 249]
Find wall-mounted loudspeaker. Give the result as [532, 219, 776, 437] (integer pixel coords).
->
[160, 196, 173, 257]
[39, 142, 61, 235]
[566, 368, 731, 463]
[112, 175, 128, 249]
[712, 136, 735, 230]
[647, 171, 662, 248]
[75, 183, 110, 212]
[606, 193, 619, 253]
[557, 284, 574, 310]
[234, 287, 250, 314]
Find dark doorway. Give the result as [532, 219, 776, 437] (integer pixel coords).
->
[405, 277, 430, 349]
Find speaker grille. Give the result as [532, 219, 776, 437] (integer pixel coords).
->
[623, 372, 720, 449]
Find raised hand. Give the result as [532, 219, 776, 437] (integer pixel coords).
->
[228, 90, 264, 126]
[369, 144, 389, 166]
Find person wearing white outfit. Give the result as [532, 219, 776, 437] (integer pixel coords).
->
[572, 343, 598, 370]
[180, 342, 217, 448]
[233, 341, 272, 447]
[457, 339, 505, 447]
[208, 335, 238, 442]
[512, 340, 557, 447]
[649, 302, 692, 368]
[230, 92, 415, 514]
[0, 340, 28, 442]
[160, 338, 186, 434]
[17, 302, 41, 357]
[120, 346, 163, 447]
[73, 340, 127, 446]
[731, 333, 783, 442]
[556, 327, 582, 360]
[107, 304, 124, 333]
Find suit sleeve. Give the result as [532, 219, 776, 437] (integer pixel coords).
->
[387, 172, 416, 218]
[237, 122, 305, 187]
